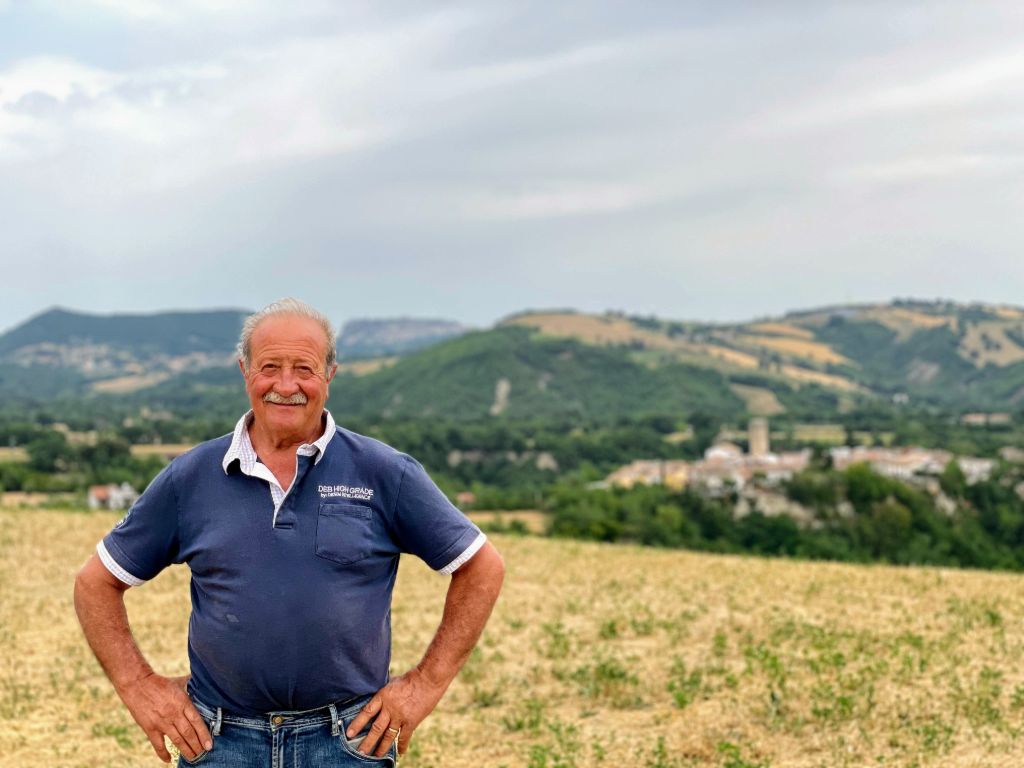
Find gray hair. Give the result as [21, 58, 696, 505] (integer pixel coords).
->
[238, 298, 337, 372]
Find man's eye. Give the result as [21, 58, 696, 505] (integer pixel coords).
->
[261, 364, 279, 373]
[297, 366, 314, 376]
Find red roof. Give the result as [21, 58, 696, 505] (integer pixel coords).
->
[89, 485, 111, 500]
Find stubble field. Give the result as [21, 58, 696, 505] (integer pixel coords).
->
[3, 508, 1024, 767]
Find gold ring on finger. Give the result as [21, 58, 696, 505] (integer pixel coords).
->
[387, 726, 400, 735]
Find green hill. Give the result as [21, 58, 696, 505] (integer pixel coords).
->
[328, 326, 745, 422]
[0, 307, 248, 357]
[2, 299, 1024, 419]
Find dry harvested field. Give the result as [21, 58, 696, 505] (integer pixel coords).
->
[5, 509, 1024, 768]
[505, 313, 669, 348]
[958, 322, 1024, 368]
[779, 364, 861, 392]
[734, 335, 851, 368]
[791, 424, 846, 444]
[729, 384, 786, 417]
[91, 374, 172, 394]
[336, 357, 399, 376]
[130, 444, 197, 459]
[0, 446, 27, 462]
[747, 323, 815, 341]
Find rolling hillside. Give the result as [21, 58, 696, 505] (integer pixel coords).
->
[0, 309, 467, 400]
[1, 300, 1022, 418]
[328, 326, 748, 422]
[503, 300, 1024, 412]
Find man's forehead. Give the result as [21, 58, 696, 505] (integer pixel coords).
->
[250, 315, 327, 357]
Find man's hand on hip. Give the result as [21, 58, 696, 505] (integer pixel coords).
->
[348, 668, 447, 757]
[119, 672, 212, 763]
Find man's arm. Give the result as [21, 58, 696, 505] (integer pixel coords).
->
[74, 554, 212, 763]
[348, 540, 506, 756]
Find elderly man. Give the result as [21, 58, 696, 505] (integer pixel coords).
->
[74, 298, 505, 766]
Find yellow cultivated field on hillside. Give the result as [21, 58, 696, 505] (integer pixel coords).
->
[734, 335, 851, 367]
[336, 357, 399, 376]
[0, 446, 27, 462]
[506, 313, 670, 347]
[958, 321, 1024, 368]
[91, 374, 172, 394]
[694, 344, 761, 370]
[729, 384, 786, 416]
[4, 509, 1024, 768]
[747, 323, 815, 340]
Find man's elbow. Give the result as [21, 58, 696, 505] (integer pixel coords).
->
[75, 554, 129, 605]
[457, 540, 505, 593]
[474, 541, 506, 595]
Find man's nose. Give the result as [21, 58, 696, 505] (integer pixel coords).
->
[273, 367, 301, 393]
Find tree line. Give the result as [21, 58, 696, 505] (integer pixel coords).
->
[544, 461, 1024, 571]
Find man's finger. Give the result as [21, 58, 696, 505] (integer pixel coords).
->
[145, 729, 172, 763]
[358, 711, 392, 756]
[173, 714, 204, 759]
[375, 723, 400, 758]
[184, 704, 214, 750]
[165, 722, 200, 762]
[397, 728, 412, 756]
[346, 694, 381, 738]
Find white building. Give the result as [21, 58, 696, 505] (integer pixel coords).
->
[88, 482, 139, 511]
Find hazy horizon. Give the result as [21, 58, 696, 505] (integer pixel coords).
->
[6, 293, 1021, 339]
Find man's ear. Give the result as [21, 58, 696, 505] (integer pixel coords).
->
[238, 358, 247, 377]
[326, 364, 338, 384]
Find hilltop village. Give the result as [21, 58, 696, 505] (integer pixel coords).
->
[602, 418, 1001, 526]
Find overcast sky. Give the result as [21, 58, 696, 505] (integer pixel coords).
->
[1, 1, 1022, 334]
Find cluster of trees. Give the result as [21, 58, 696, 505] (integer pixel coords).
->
[0, 430, 165, 493]
[546, 462, 1024, 571]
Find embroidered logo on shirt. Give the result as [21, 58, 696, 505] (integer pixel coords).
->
[318, 484, 374, 501]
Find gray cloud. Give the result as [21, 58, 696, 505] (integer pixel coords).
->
[1, 1, 1023, 334]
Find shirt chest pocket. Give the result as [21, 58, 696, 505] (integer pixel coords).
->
[315, 503, 377, 565]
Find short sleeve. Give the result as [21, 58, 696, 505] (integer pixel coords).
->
[97, 464, 182, 586]
[390, 455, 485, 574]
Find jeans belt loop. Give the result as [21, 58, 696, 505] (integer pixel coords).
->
[213, 706, 223, 737]
[329, 703, 340, 737]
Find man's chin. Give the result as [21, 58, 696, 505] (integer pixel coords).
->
[262, 404, 310, 426]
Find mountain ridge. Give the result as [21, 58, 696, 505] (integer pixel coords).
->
[2, 299, 1022, 416]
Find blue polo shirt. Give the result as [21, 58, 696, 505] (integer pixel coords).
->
[97, 412, 484, 715]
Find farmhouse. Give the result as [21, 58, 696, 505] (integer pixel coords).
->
[87, 482, 139, 511]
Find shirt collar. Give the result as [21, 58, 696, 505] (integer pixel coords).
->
[222, 409, 337, 474]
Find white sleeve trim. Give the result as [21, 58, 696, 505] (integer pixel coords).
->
[438, 532, 487, 575]
[97, 541, 146, 587]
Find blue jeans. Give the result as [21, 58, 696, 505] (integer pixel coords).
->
[180, 695, 398, 767]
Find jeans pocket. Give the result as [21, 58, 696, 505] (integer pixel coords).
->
[178, 745, 210, 765]
[179, 702, 215, 765]
[337, 721, 397, 766]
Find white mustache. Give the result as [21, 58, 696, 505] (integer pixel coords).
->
[264, 391, 308, 405]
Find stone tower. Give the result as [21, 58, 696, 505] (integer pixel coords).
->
[749, 417, 769, 457]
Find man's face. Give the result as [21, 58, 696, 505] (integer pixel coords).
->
[241, 314, 336, 442]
